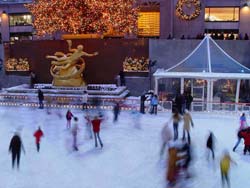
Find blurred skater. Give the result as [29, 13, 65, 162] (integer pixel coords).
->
[9, 132, 25, 169]
[72, 117, 79, 151]
[82, 90, 88, 110]
[182, 109, 194, 144]
[206, 131, 215, 160]
[220, 150, 236, 188]
[38, 89, 44, 109]
[84, 112, 93, 139]
[91, 116, 103, 148]
[233, 113, 248, 152]
[131, 107, 141, 129]
[66, 109, 74, 129]
[113, 102, 120, 122]
[240, 127, 250, 155]
[166, 142, 185, 187]
[33, 126, 44, 152]
[160, 122, 173, 157]
[171, 110, 182, 140]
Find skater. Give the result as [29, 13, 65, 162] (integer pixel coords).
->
[233, 113, 248, 152]
[185, 93, 193, 111]
[38, 89, 44, 109]
[84, 112, 93, 139]
[240, 127, 250, 155]
[140, 93, 147, 114]
[150, 94, 158, 115]
[166, 142, 185, 187]
[171, 110, 182, 140]
[220, 150, 236, 188]
[160, 122, 173, 157]
[66, 109, 74, 129]
[9, 132, 25, 169]
[91, 116, 103, 148]
[182, 109, 194, 144]
[72, 117, 79, 151]
[82, 90, 88, 110]
[179, 141, 192, 179]
[33, 126, 44, 152]
[131, 107, 141, 129]
[113, 102, 120, 122]
[206, 131, 215, 160]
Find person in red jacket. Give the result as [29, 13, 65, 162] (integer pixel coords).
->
[33, 126, 44, 152]
[240, 127, 250, 155]
[91, 116, 103, 148]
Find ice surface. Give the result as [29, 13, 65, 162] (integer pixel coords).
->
[0, 107, 249, 188]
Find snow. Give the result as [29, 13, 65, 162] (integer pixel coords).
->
[0, 107, 250, 188]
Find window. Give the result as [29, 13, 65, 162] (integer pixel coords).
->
[205, 7, 239, 22]
[138, 12, 160, 37]
[9, 13, 32, 26]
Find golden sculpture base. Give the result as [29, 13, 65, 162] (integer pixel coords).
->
[52, 78, 86, 87]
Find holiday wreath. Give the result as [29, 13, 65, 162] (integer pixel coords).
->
[176, 0, 201, 20]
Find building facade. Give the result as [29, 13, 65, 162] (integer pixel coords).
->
[0, 0, 250, 42]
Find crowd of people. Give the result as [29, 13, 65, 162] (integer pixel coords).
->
[167, 33, 250, 40]
[8, 90, 250, 188]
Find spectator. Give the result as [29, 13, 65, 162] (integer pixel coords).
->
[38, 89, 44, 109]
[244, 33, 249, 40]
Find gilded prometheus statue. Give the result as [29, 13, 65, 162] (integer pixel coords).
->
[46, 40, 98, 87]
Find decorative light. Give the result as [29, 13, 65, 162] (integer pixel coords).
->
[25, 0, 139, 36]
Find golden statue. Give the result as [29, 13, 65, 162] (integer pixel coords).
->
[46, 40, 98, 87]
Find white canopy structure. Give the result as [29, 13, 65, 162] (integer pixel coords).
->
[153, 35, 250, 110]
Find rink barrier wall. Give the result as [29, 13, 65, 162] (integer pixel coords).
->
[0, 95, 250, 113]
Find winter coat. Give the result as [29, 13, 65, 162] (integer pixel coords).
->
[240, 116, 247, 130]
[206, 133, 214, 149]
[91, 119, 102, 133]
[241, 130, 250, 145]
[183, 113, 193, 131]
[172, 113, 182, 124]
[151, 96, 158, 106]
[220, 155, 231, 173]
[161, 123, 173, 143]
[38, 90, 44, 101]
[9, 135, 24, 153]
[66, 111, 73, 120]
[34, 129, 44, 144]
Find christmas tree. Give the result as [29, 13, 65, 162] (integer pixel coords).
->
[25, 0, 138, 36]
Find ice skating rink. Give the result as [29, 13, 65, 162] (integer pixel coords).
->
[0, 107, 250, 188]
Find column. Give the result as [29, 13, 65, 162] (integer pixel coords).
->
[206, 79, 211, 111]
[180, 77, 184, 94]
[154, 77, 159, 95]
[235, 79, 241, 111]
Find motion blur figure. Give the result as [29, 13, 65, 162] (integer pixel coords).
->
[160, 122, 173, 157]
[91, 116, 103, 148]
[220, 150, 236, 188]
[66, 109, 74, 129]
[9, 132, 25, 169]
[113, 102, 120, 122]
[72, 117, 79, 151]
[33, 126, 44, 152]
[206, 131, 215, 160]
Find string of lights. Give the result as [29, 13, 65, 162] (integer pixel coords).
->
[25, 0, 139, 36]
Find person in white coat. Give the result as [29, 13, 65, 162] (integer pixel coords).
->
[160, 122, 173, 156]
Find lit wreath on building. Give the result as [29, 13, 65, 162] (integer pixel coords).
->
[176, 0, 201, 20]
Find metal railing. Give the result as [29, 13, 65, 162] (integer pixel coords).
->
[0, 93, 250, 113]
